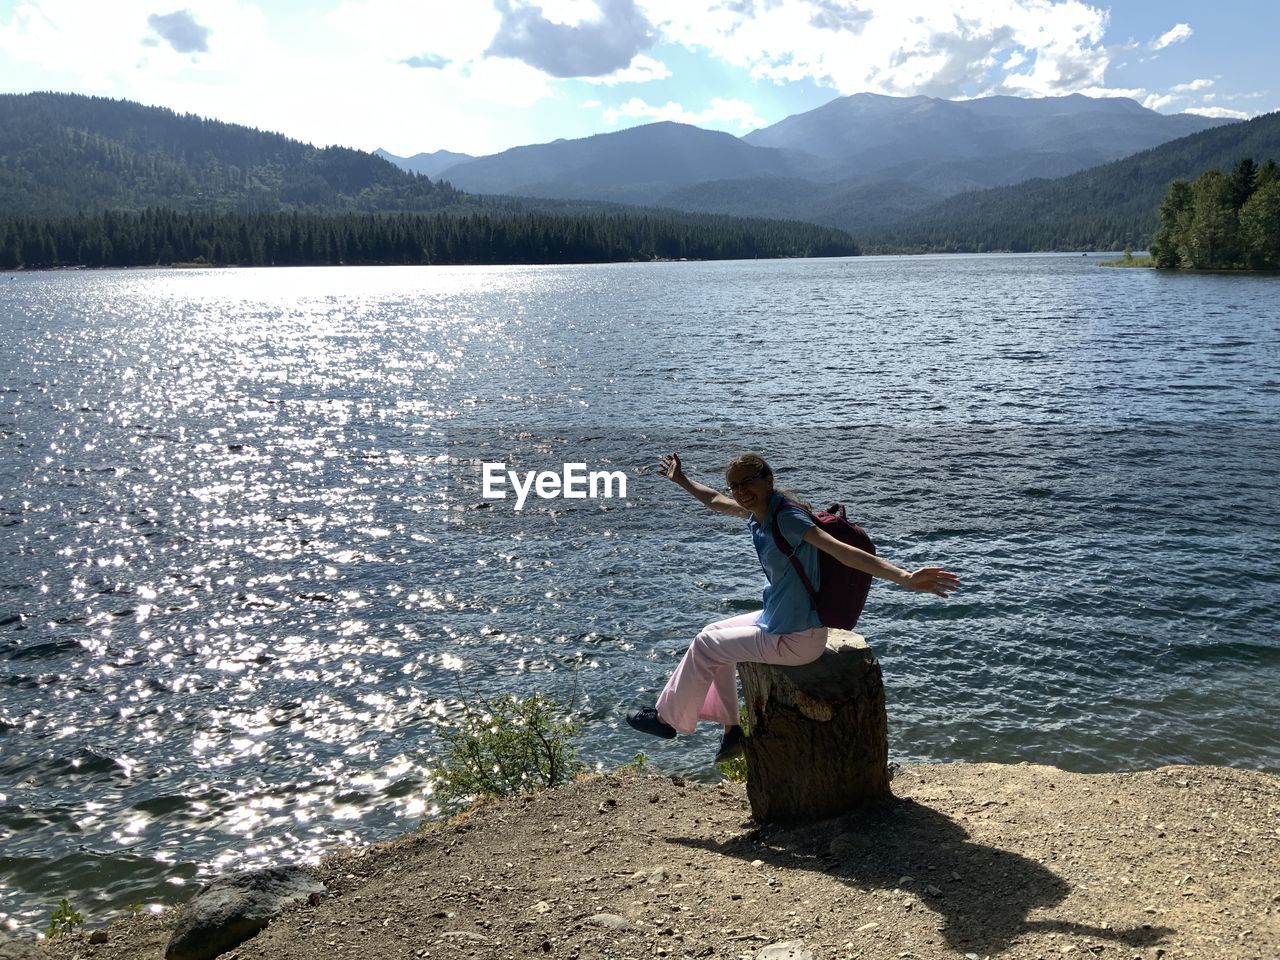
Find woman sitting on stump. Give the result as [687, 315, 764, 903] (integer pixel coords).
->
[626, 452, 959, 764]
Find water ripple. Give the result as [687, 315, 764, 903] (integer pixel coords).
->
[0, 257, 1277, 931]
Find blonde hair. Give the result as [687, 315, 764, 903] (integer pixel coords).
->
[724, 452, 773, 483]
[724, 453, 811, 509]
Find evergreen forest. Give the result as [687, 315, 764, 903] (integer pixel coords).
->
[1150, 159, 1280, 269]
[0, 208, 858, 270]
[0, 92, 459, 217]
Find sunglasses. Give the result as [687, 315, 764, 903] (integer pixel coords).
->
[726, 470, 767, 493]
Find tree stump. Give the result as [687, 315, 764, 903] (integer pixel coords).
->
[738, 630, 889, 824]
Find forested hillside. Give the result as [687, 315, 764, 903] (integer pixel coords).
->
[0, 93, 859, 267]
[435, 121, 830, 203]
[0, 92, 458, 217]
[860, 110, 1280, 252]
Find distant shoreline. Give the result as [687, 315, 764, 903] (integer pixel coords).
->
[1, 250, 1181, 273]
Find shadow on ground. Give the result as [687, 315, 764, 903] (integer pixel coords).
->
[671, 795, 1173, 957]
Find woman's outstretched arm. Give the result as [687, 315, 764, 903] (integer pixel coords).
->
[660, 453, 749, 518]
[803, 526, 960, 598]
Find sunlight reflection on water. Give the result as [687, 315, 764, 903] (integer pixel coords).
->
[1, 258, 1278, 931]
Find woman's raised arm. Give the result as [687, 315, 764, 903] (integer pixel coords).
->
[661, 453, 749, 518]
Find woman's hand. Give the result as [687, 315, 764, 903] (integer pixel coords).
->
[902, 566, 961, 598]
[660, 453, 746, 516]
[660, 452, 686, 485]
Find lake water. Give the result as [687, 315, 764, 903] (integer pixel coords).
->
[1, 255, 1277, 932]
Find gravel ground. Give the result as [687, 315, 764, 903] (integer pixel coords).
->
[40, 762, 1280, 960]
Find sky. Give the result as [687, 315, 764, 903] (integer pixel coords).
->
[0, 0, 1276, 158]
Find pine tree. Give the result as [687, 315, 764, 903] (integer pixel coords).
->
[1229, 158, 1258, 210]
[1240, 180, 1280, 269]
[1182, 171, 1239, 268]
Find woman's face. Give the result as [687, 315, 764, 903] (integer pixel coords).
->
[725, 464, 772, 514]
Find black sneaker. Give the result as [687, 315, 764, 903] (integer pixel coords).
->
[714, 724, 746, 764]
[625, 706, 677, 740]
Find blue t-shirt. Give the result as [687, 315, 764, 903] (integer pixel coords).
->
[748, 492, 823, 634]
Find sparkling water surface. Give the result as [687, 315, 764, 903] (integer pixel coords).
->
[1, 256, 1277, 931]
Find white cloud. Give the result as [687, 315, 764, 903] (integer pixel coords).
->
[324, 1, 501, 67]
[0, 1, 1262, 159]
[579, 53, 671, 84]
[603, 95, 764, 130]
[400, 53, 450, 69]
[636, 0, 1118, 99]
[0, 0, 267, 80]
[539, 0, 618, 23]
[1073, 84, 1146, 101]
[1140, 72, 1257, 120]
[1183, 106, 1248, 120]
[1143, 78, 1214, 112]
[1151, 23, 1192, 50]
[487, 0, 658, 78]
[147, 10, 212, 55]
[0, 0, 563, 154]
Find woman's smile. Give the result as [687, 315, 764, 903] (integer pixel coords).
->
[725, 466, 771, 519]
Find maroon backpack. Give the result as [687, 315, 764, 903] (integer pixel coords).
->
[770, 501, 875, 629]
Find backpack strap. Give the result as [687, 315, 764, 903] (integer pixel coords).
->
[770, 501, 820, 612]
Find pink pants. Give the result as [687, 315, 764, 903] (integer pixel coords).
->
[655, 612, 829, 735]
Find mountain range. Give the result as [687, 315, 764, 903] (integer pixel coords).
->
[374, 148, 474, 178]
[392, 93, 1232, 233]
[862, 108, 1280, 252]
[3, 90, 1277, 253]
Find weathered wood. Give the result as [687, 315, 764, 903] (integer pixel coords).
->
[738, 630, 889, 824]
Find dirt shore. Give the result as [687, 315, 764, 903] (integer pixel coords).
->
[42, 762, 1280, 960]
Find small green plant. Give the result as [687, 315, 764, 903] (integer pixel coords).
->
[45, 898, 85, 939]
[617, 751, 651, 774]
[432, 693, 583, 808]
[716, 752, 748, 782]
[716, 706, 752, 782]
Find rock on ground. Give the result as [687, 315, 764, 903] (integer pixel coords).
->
[0, 933, 43, 960]
[757, 941, 815, 959]
[44, 763, 1280, 960]
[163, 865, 325, 960]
